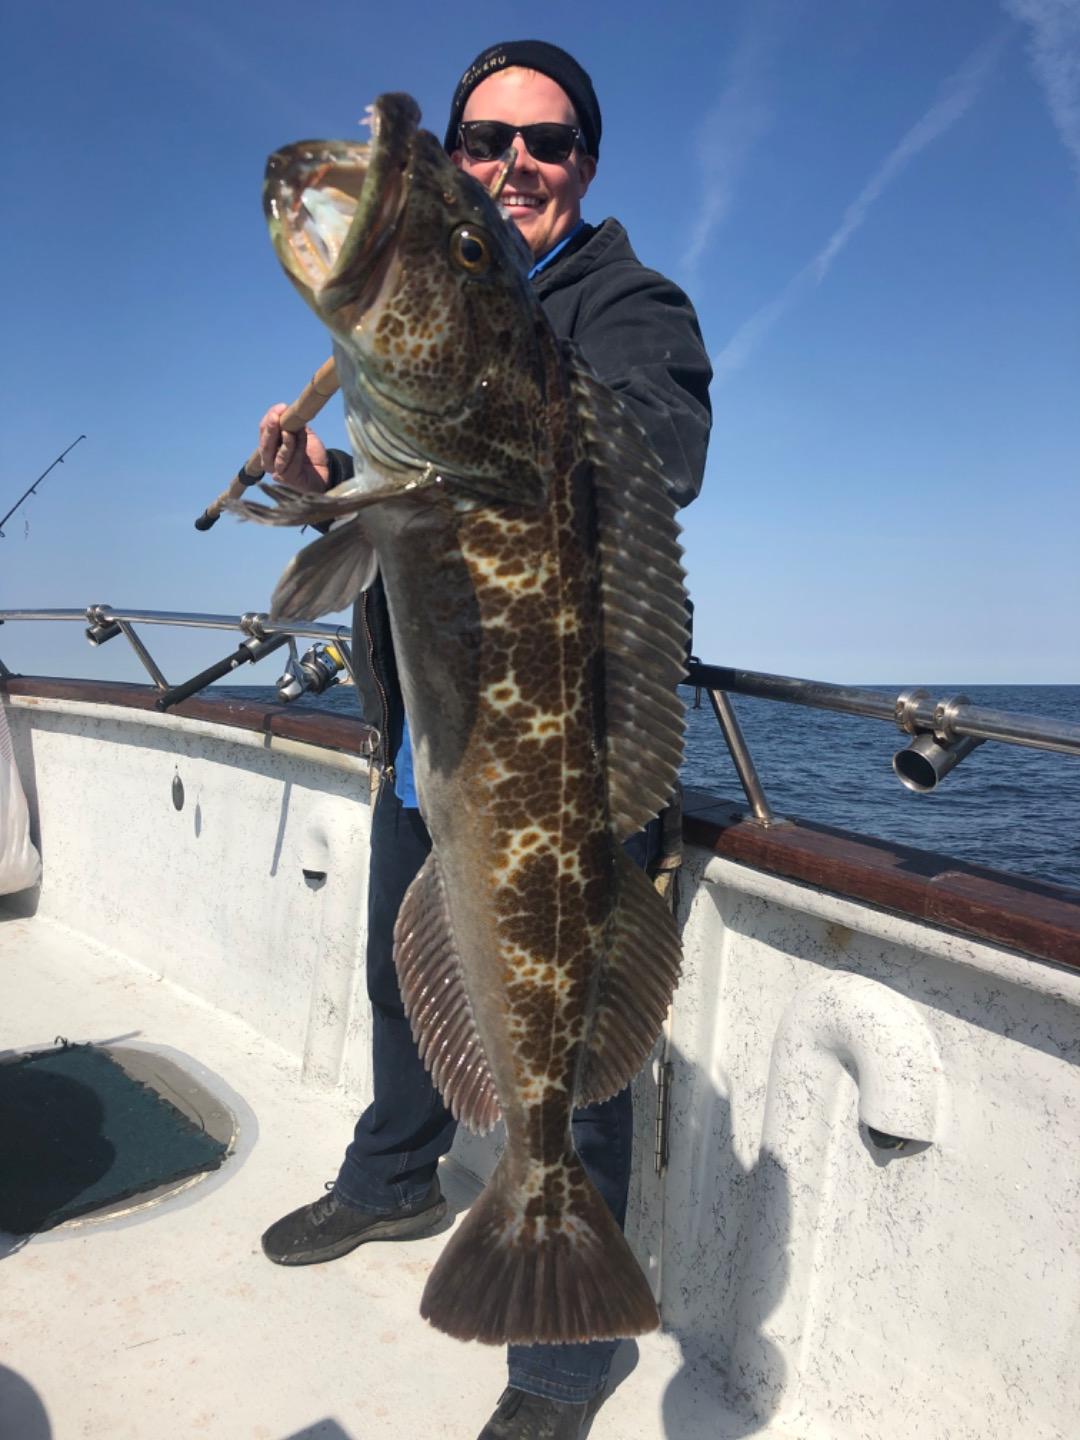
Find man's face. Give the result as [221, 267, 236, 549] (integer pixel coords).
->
[451, 69, 597, 261]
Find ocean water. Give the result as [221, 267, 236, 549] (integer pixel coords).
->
[222, 682, 1080, 891]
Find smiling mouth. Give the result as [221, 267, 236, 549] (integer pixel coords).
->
[500, 192, 545, 211]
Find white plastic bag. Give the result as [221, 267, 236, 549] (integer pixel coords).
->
[0, 701, 41, 895]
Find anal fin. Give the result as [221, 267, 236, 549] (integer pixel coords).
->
[394, 853, 502, 1134]
[577, 847, 682, 1107]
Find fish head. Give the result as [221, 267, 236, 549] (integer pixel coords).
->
[264, 93, 552, 506]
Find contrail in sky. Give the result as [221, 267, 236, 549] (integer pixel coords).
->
[1002, 0, 1080, 183]
[680, 31, 775, 284]
[713, 34, 1007, 385]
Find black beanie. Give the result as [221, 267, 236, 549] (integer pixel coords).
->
[443, 40, 602, 159]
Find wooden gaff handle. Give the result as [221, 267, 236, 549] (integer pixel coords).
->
[194, 357, 340, 530]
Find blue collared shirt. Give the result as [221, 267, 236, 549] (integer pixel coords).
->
[527, 218, 585, 279]
[393, 718, 419, 807]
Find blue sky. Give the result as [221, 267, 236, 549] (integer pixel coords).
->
[1, 0, 1077, 686]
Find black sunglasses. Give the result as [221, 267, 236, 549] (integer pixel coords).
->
[458, 120, 581, 165]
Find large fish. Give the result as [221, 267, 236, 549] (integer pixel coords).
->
[240, 93, 687, 1346]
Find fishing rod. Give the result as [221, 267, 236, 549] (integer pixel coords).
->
[0, 435, 86, 538]
[194, 148, 521, 533]
[193, 359, 339, 531]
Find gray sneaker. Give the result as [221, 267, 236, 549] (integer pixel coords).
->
[261, 1180, 446, 1266]
[476, 1387, 604, 1440]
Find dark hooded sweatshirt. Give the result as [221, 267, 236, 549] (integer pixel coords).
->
[333, 218, 712, 771]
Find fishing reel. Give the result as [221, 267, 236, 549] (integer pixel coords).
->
[276, 641, 349, 704]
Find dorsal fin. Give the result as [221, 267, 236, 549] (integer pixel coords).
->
[394, 853, 502, 1135]
[565, 346, 689, 838]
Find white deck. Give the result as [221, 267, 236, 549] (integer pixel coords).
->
[0, 907, 727, 1440]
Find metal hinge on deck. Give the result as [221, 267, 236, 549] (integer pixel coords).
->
[654, 1061, 673, 1174]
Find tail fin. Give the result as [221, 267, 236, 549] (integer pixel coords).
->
[420, 1153, 659, 1345]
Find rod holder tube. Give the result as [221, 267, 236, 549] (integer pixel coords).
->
[893, 733, 985, 792]
[85, 621, 122, 647]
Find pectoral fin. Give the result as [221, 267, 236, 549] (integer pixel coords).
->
[229, 472, 439, 528]
[269, 517, 378, 621]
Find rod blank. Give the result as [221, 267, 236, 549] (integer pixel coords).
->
[193, 359, 339, 531]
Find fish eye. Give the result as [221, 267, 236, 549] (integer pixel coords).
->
[450, 226, 491, 274]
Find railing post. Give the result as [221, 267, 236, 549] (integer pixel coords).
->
[707, 688, 777, 826]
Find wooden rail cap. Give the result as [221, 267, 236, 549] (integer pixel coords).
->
[683, 789, 1080, 973]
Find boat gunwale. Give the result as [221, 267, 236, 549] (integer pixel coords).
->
[4, 675, 1078, 973]
[1, 673, 377, 757]
[684, 789, 1080, 974]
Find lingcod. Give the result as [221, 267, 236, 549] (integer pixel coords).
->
[239, 92, 687, 1346]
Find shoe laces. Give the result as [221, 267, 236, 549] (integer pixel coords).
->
[311, 1181, 339, 1224]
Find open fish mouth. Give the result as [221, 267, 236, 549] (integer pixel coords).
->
[262, 93, 420, 319]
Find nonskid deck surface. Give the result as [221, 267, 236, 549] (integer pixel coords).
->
[0, 907, 749, 1440]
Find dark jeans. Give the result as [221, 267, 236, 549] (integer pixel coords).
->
[336, 782, 656, 1403]
[335, 788, 457, 1208]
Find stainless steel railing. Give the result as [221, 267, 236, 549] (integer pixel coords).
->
[1, 609, 1077, 819]
[687, 664, 1080, 759]
[685, 661, 1080, 823]
[0, 607, 346, 641]
[0, 606, 355, 710]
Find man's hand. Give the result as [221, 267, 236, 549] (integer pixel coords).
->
[258, 404, 331, 493]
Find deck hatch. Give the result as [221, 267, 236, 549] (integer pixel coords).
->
[0, 1041, 233, 1236]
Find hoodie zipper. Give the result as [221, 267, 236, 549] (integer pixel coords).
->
[360, 589, 393, 784]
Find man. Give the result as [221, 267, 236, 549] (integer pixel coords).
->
[258, 41, 711, 1440]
